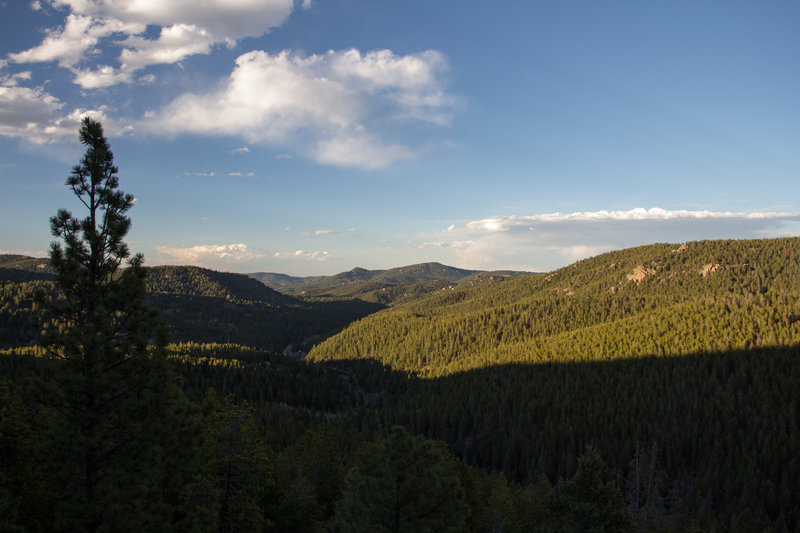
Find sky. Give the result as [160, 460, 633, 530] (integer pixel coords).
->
[1, 1, 799, 276]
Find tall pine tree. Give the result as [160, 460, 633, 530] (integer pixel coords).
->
[40, 117, 199, 531]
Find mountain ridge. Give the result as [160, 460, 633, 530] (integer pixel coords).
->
[262, 261, 532, 300]
[308, 237, 800, 374]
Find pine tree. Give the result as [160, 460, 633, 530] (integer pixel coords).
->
[333, 426, 466, 532]
[548, 446, 633, 532]
[39, 117, 189, 531]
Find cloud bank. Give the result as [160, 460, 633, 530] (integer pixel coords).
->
[11, 0, 295, 88]
[0, 82, 126, 143]
[419, 207, 800, 271]
[3, 4, 456, 167]
[146, 48, 453, 169]
[156, 243, 264, 264]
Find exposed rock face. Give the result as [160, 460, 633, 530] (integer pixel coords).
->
[700, 263, 721, 278]
[671, 243, 689, 254]
[626, 265, 656, 284]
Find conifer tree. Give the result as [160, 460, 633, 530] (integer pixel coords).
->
[40, 117, 189, 531]
[333, 426, 466, 532]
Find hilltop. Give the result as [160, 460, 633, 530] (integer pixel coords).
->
[0, 254, 53, 282]
[254, 262, 530, 305]
[308, 237, 800, 373]
[304, 237, 800, 529]
[3, 240, 800, 529]
[0, 259, 382, 351]
[248, 271, 326, 289]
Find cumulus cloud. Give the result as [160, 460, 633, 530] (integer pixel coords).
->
[419, 207, 800, 271]
[273, 249, 332, 262]
[156, 243, 263, 263]
[0, 84, 125, 143]
[9, 14, 143, 68]
[10, 0, 295, 88]
[145, 48, 453, 168]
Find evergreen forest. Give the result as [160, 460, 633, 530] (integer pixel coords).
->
[2, 119, 799, 532]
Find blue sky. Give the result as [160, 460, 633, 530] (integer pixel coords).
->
[1, 1, 799, 275]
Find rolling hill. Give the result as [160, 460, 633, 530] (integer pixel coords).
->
[4, 240, 800, 529]
[265, 262, 530, 305]
[308, 238, 800, 374]
[304, 237, 800, 529]
[0, 259, 383, 351]
[248, 271, 326, 289]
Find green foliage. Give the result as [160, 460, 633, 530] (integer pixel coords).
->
[0, 261, 383, 352]
[6, 203, 800, 532]
[278, 261, 528, 303]
[0, 254, 53, 276]
[309, 238, 800, 375]
[0, 279, 54, 347]
[333, 426, 466, 532]
[547, 446, 633, 532]
[0, 382, 52, 532]
[35, 118, 200, 531]
[201, 390, 273, 533]
[143, 264, 385, 350]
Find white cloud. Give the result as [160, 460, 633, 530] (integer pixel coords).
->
[229, 146, 249, 154]
[228, 171, 254, 177]
[273, 249, 332, 262]
[418, 207, 800, 271]
[72, 64, 134, 88]
[10, 0, 295, 87]
[0, 85, 125, 143]
[0, 71, 32, 87]
[314, 132, 418, 170]
[464, 207, 799, 233]
[146, 48, 453, 168]
[9, 14, 142, 68]
[302, 227, 358, 237]
[58, 0, 294, 40]
[156, 243, 263, 263]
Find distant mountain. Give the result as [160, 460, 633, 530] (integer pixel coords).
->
[248, 272, 326, 289]
[0, 254, 53, 282]
[143, 265, 383, 349]
[0, 254, 52, 272]
[0, 259, 383, 351]
[272, 262, 531, 301]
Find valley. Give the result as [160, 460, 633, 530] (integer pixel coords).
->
[2, 238, 799, 531]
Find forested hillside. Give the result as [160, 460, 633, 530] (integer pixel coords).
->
[0, 261, 383, 352]
[309, 238, 800, 373]
[274, 261, 527, 297]
[3, 238, 800, 531]
[303, 237, 800, 530]
[248, 271, 326, 289]
[263, 261, 529, 307]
